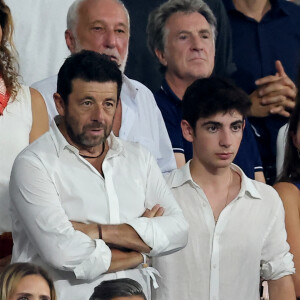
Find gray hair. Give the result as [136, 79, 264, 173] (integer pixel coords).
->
[67, 0, 130, 34]
[147, 0, 217, 59]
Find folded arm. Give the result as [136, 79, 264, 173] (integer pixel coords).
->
[10, 155, 111, 280]
[72, 153, 188, 258]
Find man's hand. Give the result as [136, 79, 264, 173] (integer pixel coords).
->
[249, 60, 297, 117]
[142, 204, 164, 218]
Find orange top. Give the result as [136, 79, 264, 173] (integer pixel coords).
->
[0, 77, 11, 115]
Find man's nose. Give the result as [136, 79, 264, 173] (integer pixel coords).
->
[191, 35, 203, 51]
[104, 30, 116, 48]
[219, 129, 232, 148]
[91, 105, 105, 122]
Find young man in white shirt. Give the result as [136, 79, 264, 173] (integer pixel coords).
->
[152, 77, 295, 300]
[10, 50, 188, 300]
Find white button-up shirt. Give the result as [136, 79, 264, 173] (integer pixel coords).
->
[152, 162, 294, 300]
[32, 74, 176, 173]
[10, 121, 188, 300]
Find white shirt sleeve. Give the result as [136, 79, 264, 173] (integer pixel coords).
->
[126, 153, 188, 256]
[10, 153, 112, 281]
[260, 197, 295, 280]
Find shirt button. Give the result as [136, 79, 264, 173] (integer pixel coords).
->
[213, 264, 217, 269]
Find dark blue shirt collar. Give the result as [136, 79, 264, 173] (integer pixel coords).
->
[223, 0, 289, 17]
[161, 78, 182, 105]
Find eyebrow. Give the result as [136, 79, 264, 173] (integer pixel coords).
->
[16, 293, 50, 299]
[201, 120, 244, 127]
[199, 29, 211, 35]
[177, 28, 211, 35]
[90, 20, 128, 29]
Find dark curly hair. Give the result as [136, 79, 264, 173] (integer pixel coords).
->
[0, 0, 20, 99]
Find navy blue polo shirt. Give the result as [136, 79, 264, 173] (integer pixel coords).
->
[154, 79, 263, 179]
[223, 0, 300, 182]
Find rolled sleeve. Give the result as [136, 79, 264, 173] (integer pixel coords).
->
[127, 153, 188, 256]
[260, 198, 295, 280]
[10, 153, 112, 280]
[74, 239, 111, 280]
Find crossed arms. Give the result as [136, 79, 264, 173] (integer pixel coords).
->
[71, 204, 165, 273]
[9, 150, 188, 281]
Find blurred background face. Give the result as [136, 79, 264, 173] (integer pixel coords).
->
[72, 0, 129, 72]
[8, 274, 51, 300]
[159, 11, 215, 82]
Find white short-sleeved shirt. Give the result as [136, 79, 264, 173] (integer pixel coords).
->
[32, 74, 176, 173]
[10, 121, 188, 300]
[152, 162, 295, 300]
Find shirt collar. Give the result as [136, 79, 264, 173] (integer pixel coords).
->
[170, 161, 262, 200]
[49, 119, 125, 159]
[161, 78, 182, 105]
[223, 0, 288, 16]
[121, 74, 138, 103]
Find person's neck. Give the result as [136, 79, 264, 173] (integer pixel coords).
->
[189, 158, 233, 191]
[165, 72, 195, 100]
[233, 0, 271, 22]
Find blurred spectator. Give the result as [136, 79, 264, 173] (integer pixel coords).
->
[0, 263, 57, 300]
[6, 0, 74, 85]
[89, 278, 146, 300]
[0, 0, 48, 271]
[223, 0, 300, 184]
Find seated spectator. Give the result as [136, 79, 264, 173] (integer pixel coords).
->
[152, 77, 295, 300]
[147, 0, 264, 181]
[223, 0, 300, 184]
[0, 263, 57, 300]
[274, 70, 300, 298]
[0, 0, 48, 270]
[90, 278, 146, 300]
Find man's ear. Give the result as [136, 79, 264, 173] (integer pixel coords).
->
[155, 48, 168, 67]
[54, 93, 66, 117]
[65, 29, 76, 53]
[181, 120, 194, 143]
